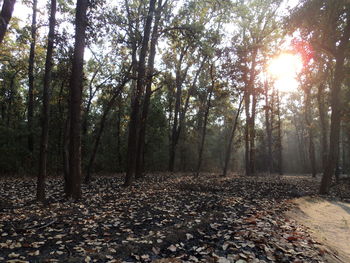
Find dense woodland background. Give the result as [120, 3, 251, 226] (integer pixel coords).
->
[0, 0, 349, 200]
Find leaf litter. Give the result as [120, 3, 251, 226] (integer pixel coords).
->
[0, 173, 349, 262]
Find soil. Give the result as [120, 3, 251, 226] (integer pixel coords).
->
[287, 197, 350, 263]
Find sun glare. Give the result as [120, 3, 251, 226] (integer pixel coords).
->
[267, 53, 303, 92]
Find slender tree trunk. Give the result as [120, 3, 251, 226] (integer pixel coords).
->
[168, 48, 189, 172]
[6, 71, 19, 128]
[0, 0, 16, 45]
[85, 97, 117, 184]
[320, 17, 350, 194]
[63, 116, 69, 192]
[244, 93, 251, 176]
[317, 83, 328, 170]
[250, 90, 257, 175]
[276, 91, 283, 175]
[264, 80, 273, 173]
[304, 86, 316, 177]
[85, 76, 129, 183]
[222, 97, 243, 177]
[57, 80, 66, 176]
[135, 0, 163, 179]
[244, 49, 257, 176]
[116, 96, 122, 169]
[27, 0, 37, 163]
[124, 0, 156, 186]
[37, 0, 56, 202]
[293, 114, 307, 173]
[66, 0, 88, 200]
[196, 64, 215, 176]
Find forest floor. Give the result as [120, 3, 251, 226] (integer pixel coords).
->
[0, 173, 350, 263]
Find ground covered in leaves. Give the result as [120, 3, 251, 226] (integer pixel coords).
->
[0, 173, 349, 263]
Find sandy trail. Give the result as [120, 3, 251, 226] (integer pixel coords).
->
[287, 197, 350, 263]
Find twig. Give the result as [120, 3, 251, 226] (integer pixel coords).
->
[22, 218, 58, 231]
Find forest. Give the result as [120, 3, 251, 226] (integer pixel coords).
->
[0, 0, 350, 262]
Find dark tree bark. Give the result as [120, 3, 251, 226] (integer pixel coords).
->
[222, 96, 244, 177]
[135, 0, 163, 179]
[320, 15, 350, 194]
[27, 0, 37, 160]
[65, 0, 88, 199]
[124, 0, 156, 186]
[304, 85, 316, 177]
[37, 0, 57, 202]
[0, 0, 16, 45]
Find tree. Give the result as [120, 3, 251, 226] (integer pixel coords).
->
[321, 14, 350, 193]
[124, 0, 156, 186]
[234, 0, 284, 176]
[222, 96, 243, 177]
[37, 0, 57, 202]
[0, 0, 16, 45]
[291, 0, 350, 193]
[135, 0, 166, 179]
[196, 63, 216, 176]
[66, 0, 88, 199]
[27, 0, 37, 165]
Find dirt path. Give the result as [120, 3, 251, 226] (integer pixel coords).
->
[287, 197, 350, 263]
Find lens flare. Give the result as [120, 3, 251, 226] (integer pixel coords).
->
[267, 53, 303, 92]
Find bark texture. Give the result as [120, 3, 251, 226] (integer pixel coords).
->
[0, 0, 16, 44]
[66, 0, 88, 199]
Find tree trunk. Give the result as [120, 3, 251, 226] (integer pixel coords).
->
[276, 90, 283, 175]
[320, 16, 350, 194]
[249, 89, 257, 175]
[196, 64, 215, 176]
[85, 95, 118, 184]
[317, 83, 328, 170]
[116, 96, 122, 169]
[244, 48, 257, 176]
[0, 0, 16, 45]
[168, 45, 192, 172]
[222, 97, 243, 177]
[264, 80, 273, 173]
[63, 116, 69, 193]
[66, 0, 88, 200]
[27, 0, 37, 163]
[244, 92, 250, 176]
[135, 0, 163, 179]
[304, 86, 316, 177]
[124, 0, 156, 186]
[85, 75, 129, 184]
[37, 0, 56, 202]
